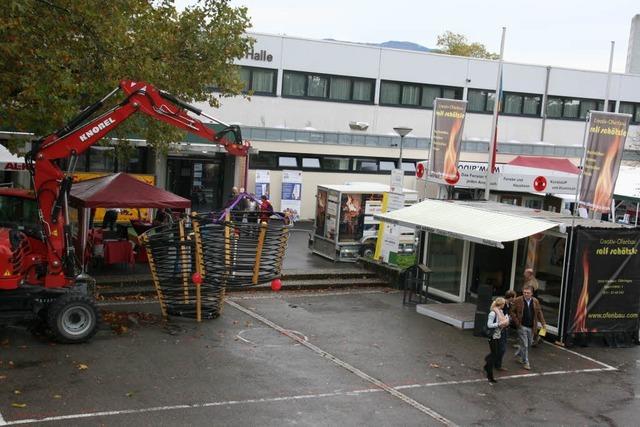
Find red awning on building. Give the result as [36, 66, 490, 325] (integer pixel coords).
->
[507, 156, 580, 175]
[70, 172, 191, 209]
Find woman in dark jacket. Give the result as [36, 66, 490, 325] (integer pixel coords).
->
[484, 297, 509, 383]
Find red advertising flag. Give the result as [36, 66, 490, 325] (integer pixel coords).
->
[579, 112, 631, 212]
[427, 98, 468, 185]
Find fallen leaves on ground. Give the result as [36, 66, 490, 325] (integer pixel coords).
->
[11, 403, 26, 408]
[100, 310, 160, 335]
[429, 363, 440, 368]
[77, 363, 89, 370]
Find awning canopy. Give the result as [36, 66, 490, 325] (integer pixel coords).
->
[507, 156, 580, 174]
[374, 199, 558, 248]
[614, 165, 640, 203]
[70, 172, 191, 209]
[0, 144, 26, 171]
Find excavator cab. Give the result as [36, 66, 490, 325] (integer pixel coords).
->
[0, 189, 41, 240]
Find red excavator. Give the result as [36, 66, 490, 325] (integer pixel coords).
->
[0, 80, 249, 342]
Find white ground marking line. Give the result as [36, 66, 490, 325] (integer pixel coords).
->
[0, 364, 616, 425]
[0, 390, 379, 426]
[395, 367, 614, 390]
[236, 328, 307, 347]
[226, 300, 457, 427]
[542, 341, 617, 371]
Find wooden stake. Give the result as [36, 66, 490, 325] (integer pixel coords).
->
[179, 220, 189, 303]
[252, 222, 268, 285]
[192, 215, 204, 322]
[143, 236, 167, 319]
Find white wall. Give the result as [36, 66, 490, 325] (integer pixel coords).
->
[246, 168, 418, 220]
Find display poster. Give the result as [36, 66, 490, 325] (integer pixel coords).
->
[567, 228, 640, 335]
[579, 112, 631, 212]
[338, 193, 363, 242]
[390, 169, 404, 194]
[255, 169, 271, 198]
[427, 98, 468, 185]
[72, 172, 155, 223]
[362, 195, 383, 238]
[281, 170, 302, 221]
[325, 191, 338, 239]
[315, 189, 327, 236]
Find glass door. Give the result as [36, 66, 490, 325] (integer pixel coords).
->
[467, 241, 515, 303]
[425, 233, 469, 302]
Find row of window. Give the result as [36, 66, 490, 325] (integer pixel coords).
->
[233, 66, 640, 123]
[250, 152, 417, 174]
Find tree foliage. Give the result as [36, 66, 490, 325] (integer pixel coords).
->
[0, 0, 253, 150]
[435, 31, 499, 60]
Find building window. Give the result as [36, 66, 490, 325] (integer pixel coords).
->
[379, 160, 396, 171]
[307, 75, 328, 98]
[250, 152, 278, 169]
[282, 70, 374, 103]
[546, 96, 614, 120]
[283, 72, 306, 97]
[620, 102, 640, 123]
[278, 156, 298, 168]
[302, 157, 321, 168]
[502, 92, 542, 116]
[380, 81, 463, 108]
[329, 77, 351, 101]
[467, 89, 495, 113]
[236, 66, 276, 95]
[380, 81, 401, 104]
[322, 157, 350, 171]
[354, 159, 378, 172]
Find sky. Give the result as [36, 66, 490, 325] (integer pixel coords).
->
[177, 0, 639, 73]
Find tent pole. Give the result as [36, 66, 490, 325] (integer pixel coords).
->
[81, 208, 90, 273]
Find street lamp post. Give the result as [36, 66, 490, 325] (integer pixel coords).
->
[393, 126, 412, 169]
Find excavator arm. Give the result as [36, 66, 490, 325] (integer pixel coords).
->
[27, 80, 249, 288]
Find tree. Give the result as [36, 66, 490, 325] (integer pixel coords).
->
[435, 31, 499, 60]
[0, 0, 253, 150]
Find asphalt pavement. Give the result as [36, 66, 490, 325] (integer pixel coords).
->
[1, 288, 638, 426]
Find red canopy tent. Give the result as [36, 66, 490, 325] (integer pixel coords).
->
[69, 173, 191, 270]
[507, 156, 580, 175]
[70, 172, 191, 209]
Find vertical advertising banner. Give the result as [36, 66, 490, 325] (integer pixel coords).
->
[281, 170, 302, 221]
[579, 112, 631, 212]
[427, 98, 468, 185]
[255, 170, 271, 198]
[567, 228, 640, 335]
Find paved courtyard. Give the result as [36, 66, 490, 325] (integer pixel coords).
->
[1, 288, 638, 426]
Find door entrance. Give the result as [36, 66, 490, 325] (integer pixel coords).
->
[166, 157, 225, 211]
[467, 241, 514, 303]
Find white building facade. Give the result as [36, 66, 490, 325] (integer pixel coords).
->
[193, 32, 640, 219]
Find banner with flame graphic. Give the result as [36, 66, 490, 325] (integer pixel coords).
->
[579, 112, 631, 212]
[566, 228, 640, 336]
[427, 99, 467, 185]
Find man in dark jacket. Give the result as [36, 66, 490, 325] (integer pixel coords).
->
[510, 285, 546, 370]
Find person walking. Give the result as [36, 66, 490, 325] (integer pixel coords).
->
[495, 290, 516, 371]
[484, 297, 509, 383]
[511, 285, 546, 370]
